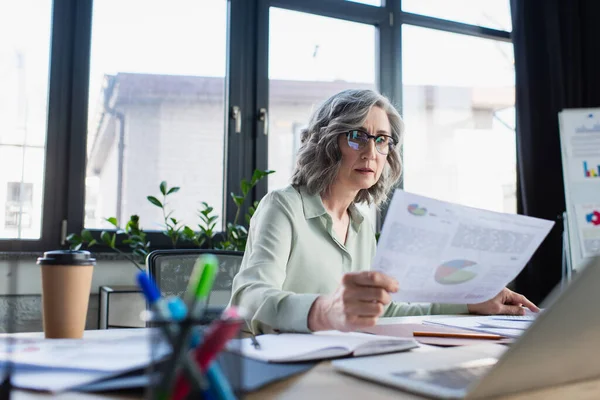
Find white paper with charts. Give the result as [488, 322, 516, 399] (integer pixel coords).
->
[373, 190, 554, 304]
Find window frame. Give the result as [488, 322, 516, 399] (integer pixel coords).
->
[0, 0, 514, 253]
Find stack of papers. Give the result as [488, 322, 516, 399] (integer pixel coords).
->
[0, 329, 319, 394]
[0, 329, 169, 392]
[424, 314, 538, 338]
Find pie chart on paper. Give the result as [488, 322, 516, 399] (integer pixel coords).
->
[407, 203, 427, 216]
[435, 260, 478, 285]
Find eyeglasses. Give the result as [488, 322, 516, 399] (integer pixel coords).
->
[345, 130, 396, 155]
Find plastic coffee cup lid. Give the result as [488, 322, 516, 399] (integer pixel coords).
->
[37, 250, 96, 266]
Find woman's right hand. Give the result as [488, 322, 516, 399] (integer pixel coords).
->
[307, 271, 399, 332]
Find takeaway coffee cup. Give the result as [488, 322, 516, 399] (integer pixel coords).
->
[37, 250, 96, 338]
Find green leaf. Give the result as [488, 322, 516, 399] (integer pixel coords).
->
[81, 230, 94, 242]
[241, 179, 251, 197]
[111, 234, 116, 248]
[250, 170, 260, 186]
[170, 217, 178, 225]
[133, 249, 147, 259]
[159, 181, 167, 196]
[105, 217, 118, 228]
[183, 226, 195, 238]
[167, 187, 180, 195]
[251, 169, 275, 185]
[100, 231, 112, 246]
[147, 196, 163, 208]
[72, 243, 82, 251]
[231, 193, 244, 207]
[66, 233, 81, 244]
[88, 239, 97, 247]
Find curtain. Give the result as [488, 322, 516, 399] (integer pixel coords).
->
[511, 0, 600, 304]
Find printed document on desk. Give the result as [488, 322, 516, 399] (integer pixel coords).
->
[0, 329, 169, 392]
[373, 190, 554, 303]
[424, 315, 535, 338]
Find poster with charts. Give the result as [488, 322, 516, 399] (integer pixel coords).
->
[373, 190, 554, 304]
[558, 109, 600, 270]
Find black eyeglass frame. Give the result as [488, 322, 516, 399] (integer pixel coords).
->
[344, 129, 397, 155]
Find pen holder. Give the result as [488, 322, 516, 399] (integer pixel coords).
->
[144, 312, 244, 400]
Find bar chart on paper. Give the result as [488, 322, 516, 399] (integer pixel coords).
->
[583, 161, 600, 178]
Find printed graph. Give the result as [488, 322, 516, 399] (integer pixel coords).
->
[435, 259, 478, 285]
[586, 211, 600, 226]
[407, 203, 427, 216]
[583, 161, 600, 178]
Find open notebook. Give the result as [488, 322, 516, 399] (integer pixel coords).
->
[226, 331, 419, 363]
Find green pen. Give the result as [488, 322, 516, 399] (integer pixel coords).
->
[190, 254, 219, 319]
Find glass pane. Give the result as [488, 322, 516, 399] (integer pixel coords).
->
[85, 0, 227, 232]
[402, 0, 512, 31]
[402, 25, 516, 213]
[0, 1, 52, 239]
[346, 0, 382, 6]
[268, 8, 378, 227]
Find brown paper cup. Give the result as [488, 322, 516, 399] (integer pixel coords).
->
[38, 250, 96, 339]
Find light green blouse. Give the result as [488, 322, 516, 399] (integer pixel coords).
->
[229, 185, 468, 334]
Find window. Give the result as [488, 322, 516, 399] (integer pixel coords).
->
[401, 25, 516, 213]
[267, 7, 377, 192]
[85, 0, 227, 232]
[402, 0, 512, 31]
[0, 1, 52, 240]
[267, 7, 378, 227]
[0, 0, 516, 251]
[5, 183, 34, 229]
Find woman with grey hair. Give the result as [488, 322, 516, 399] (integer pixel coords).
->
[229, 89, 537, 334]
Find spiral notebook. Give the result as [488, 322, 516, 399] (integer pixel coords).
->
[227, 331, 419, 363]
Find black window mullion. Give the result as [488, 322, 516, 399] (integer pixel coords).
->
[37, 0, 78, 252]
[253, 0, 270, 203]
[225, 0, 260, 226]
[269, 0, 387, 25]
[65, 0, 93, 243]
[376, 0, 399, 231]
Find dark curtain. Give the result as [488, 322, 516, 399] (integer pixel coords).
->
[511, 0, 600, 304]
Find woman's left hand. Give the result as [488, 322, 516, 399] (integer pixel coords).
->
[467, 287, 539, 315]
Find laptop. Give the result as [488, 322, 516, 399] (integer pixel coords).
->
[332, 257, 600, 399]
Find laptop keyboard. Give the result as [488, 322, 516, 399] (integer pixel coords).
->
[393, 363, 494, 390]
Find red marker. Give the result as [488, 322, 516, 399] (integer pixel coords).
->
[171, 307, 243, 400]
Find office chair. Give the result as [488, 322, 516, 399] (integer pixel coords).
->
[146, 249, 244, 321]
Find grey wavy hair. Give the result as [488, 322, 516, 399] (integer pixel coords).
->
[291, 89, 403, 206]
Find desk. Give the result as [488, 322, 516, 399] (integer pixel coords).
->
[8, 316, 600, 399]
[11, 365, 600, 400]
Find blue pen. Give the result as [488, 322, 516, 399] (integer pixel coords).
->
[136, 272, 213, 399]
[206, 362, 237, 400]
[136, 271, 176, 328]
